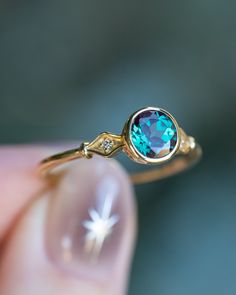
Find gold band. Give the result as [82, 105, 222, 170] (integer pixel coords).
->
[39, 107, 202, 185]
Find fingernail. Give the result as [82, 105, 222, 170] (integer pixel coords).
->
[46, 157, 136, 282]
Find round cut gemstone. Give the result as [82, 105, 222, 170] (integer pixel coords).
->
[130, 109, 178, 159]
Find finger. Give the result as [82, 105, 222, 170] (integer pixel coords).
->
[0, 146, 47, 239]
[0, 157, 137, 295]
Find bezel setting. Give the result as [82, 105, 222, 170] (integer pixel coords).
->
[39, 105, 201, 185]
[123, 107, 181, 164]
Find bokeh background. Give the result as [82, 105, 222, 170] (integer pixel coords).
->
[1, 1, 236, 294]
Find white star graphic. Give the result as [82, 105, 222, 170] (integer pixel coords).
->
[82, 193, 119, 258]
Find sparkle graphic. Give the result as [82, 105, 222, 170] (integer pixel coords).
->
[82, 193, 119, 258]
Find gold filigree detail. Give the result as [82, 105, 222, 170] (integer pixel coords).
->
[179, 128, 196, 154]
[86, 132, 124, 157]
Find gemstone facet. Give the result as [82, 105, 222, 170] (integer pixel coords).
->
[130, 109, 178, 159]
[101, 138, 113, 153]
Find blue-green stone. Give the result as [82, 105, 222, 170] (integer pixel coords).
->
[130, 109, 178, 159]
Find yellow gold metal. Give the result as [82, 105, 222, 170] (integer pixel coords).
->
[86, 132, 124, 157]
[39, 107, 202, 185]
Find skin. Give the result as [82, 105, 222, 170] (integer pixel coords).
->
[0, 146, 137, 295]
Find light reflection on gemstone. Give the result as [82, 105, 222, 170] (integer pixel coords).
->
[130, 109, 178, 159]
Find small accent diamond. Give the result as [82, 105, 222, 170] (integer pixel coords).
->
[101, 138, 113, 153]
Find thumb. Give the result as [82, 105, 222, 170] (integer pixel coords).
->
[0, 156, 137, 295]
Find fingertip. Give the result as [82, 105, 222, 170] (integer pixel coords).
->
[0, 156, 137, 295]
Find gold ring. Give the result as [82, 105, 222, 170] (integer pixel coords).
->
[39, 107, 202, 184]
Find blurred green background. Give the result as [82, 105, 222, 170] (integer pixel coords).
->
[1, 1, 236, 294]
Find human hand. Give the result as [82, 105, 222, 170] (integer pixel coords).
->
[0, 146, 136, 295]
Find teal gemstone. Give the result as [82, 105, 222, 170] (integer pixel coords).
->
[130, 109, 178, 159]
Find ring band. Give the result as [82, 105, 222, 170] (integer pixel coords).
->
[39, 107, 202, 184]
